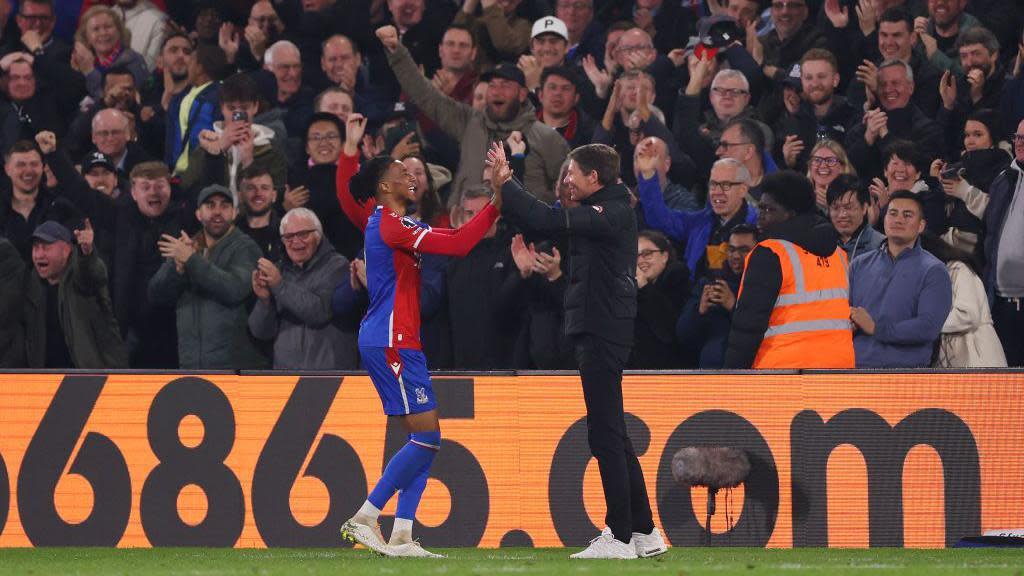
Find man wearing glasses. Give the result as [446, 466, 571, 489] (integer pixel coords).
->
[715, 117, 771, 200]
[982, 119, 1024, 367]
[249, 207, 357, 369]
[12, 0, 69, 67]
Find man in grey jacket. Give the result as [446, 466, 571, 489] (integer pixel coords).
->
[149, 184, 269, 369]
[249, 208, 358, 369]
[377, 25, 569, 204]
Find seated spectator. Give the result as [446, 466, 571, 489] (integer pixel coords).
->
[249, 207, 358, 369]
[91, 107, 153, 177]
[637, 151, 758, 279]
[725, 171, 854, 369]
[381, 0, 451, 76]
[915, 0, 981, 73]
[982, 118, 1024, 367]
[116, 0, 169, 71]
[932, 108, 1009, 256]
[869, 140, 947, 235]
[236, 165, 283, 261]
[454, 0, 531, 70]
[920, 233, 1006, 368]
[807, 139, 856, 212]
[166, 43, 225, 174]
[629, 229, 689, 369]
[536, 66, 595, 150]
[264, 40, 314, 153]
[716, 117, 772, 200]
[24, 219, 128, 368]
[71, 6, 149, 100]
[677, 224, 757, 369]
[148, 184, 269, 369]
[776, 48, 857, 172]
[632, 135, 700, 213]
[827, 174, 885, 261]
[379, 25, 568, 203]
[849, 191, 953, 368]
[0, 140, 60, 261]
[848, 59, 943, 177]
[182, 72, 287, 199]
[0, 237, 25, 367]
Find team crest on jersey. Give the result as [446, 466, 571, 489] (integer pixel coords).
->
[592, 205, 604, 213]
[400, 216, 419, 229]
[415, 387, 429, 404]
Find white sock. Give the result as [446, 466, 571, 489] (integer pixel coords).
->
[355, 501, 381, 523]
[391, 518, 414, 544]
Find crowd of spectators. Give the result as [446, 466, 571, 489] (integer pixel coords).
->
[0, 0, 1021, 371]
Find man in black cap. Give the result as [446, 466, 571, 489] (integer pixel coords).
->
[148, 183, 268, 369]
[378, 24, 569, 203]
[24, 219, 128, 368]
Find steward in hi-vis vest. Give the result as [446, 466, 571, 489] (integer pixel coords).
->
[724, 171, 855, 369]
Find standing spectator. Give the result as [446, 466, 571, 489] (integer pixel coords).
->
[937, 28, 1006, 146]
[0, 53, 66, 149]
[10, 0, 71, 70]
[638, 152, 759, 279]
[91, 107, 153, 177]
[115, 0, 168, 71]
[166, 43, 224, 173]
[24, 219, 128, 368]
[144, 31, 194, 151]
[382, 0, 450, 76]
[775, 48, 857, 172]
[982, 118, 1024, 367]
[849, 191, 953, 368]
[716, 117, 770, 200]
[148, 183, 269, 369]
[264, 40, 314, 150]
[920, 234, 1006, 368]
[219, 1, 284, 73]
[827, 174, 885, 261]
[319, 35, 361, 94]
[555, 0, 603, 65]
[433, 24, 480, 104]
[0, 236, 25, 367]
[378, 25, 568, 203]
[914, 0, 980, 73]
[756, 0, 826, 95]
[235, 165, 283, 261]
[806, 139, 855, 212]
[314, 86, 354, 123]
[724, 171, 854, 369]
[869, 140, 947, 235]
[71, 6, 149, 99]
[0, 140, 59, 261]
[454, 0, 531, 70]
[536, 66, 595, 150]
[629, 229, 689, 369]
[249, 207, 358, 369]
[632, 135, 700, 212]
[677, 224, 757, 369]
[521, 16, 569, 93]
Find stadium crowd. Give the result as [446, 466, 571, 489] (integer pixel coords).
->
[0, 0, 1021, 371]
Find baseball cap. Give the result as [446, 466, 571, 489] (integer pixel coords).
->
[481, 62, 526, 87]
[531, 17, 569, 41]
[197, 184, 233, 205]
[82, 151, 115, 173]
[32, 220, 72, 244]
[698, 15, 742, 49]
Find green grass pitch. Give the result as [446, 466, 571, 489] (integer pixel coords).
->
[1, 548, 1023, 575]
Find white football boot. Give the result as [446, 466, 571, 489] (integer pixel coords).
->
[389, 540, 445, 558]
[341, 518, 392, 556]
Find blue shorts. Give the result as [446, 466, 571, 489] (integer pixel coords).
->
[360, 346, 437, 416]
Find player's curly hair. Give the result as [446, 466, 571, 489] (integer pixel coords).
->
[350, 156, 396, 202]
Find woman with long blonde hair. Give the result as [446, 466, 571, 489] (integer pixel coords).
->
[806, 139, 855, 213]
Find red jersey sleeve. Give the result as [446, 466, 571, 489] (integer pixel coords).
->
[336, 151, 375, 232]
[379, 204, 499, 258]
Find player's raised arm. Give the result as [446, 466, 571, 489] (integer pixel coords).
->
[336, 113, 375, 232]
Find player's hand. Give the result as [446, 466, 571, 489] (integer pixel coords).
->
[344, 113, 368, 156]
[485, 141, 511, 205]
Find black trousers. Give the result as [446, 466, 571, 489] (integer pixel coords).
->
[994, 296, 1024, 367]
[572, 333, 654, 543]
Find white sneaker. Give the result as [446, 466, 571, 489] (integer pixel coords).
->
[389, 541, 445, 558]
[341, 518, 392, 556]
[632, 527, 668, 558]
[569, 531, 638, 559]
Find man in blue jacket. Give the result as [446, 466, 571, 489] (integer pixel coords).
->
[166, 44, 224, 173]
[849, 191, 952, 368]
[637, 151, 757, 279]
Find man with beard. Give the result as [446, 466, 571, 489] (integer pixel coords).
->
[165, 42, 225, 173]
[236, 165, 283, 261]
[149, 183, 268, 369]
[914, 0, 981, 73]
[775, 49, 857, 172]
[142, 31, 192, 123]
[938, 28, 1006, 144]
[378, 25, 568, 203]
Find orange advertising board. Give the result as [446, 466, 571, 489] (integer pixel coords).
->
[0, 372, 1020, 548]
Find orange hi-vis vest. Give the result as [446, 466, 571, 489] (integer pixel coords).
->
[744, 239, 855, 369]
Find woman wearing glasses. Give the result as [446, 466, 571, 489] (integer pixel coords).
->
[628, 230, 690, 369]
[805, 139, 855, 213]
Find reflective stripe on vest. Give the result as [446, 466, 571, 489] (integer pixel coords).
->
[764, 318, 852, 337]
[766, 239, 851, 335]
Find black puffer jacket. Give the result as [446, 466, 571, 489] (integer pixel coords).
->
[724, 212, 839, 368]
[500, 179, 638, 347]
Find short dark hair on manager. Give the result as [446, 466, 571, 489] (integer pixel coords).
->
[761, 170, 816, 215]
[826, 174, 869, 207]
[567, 144, 620, 187]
